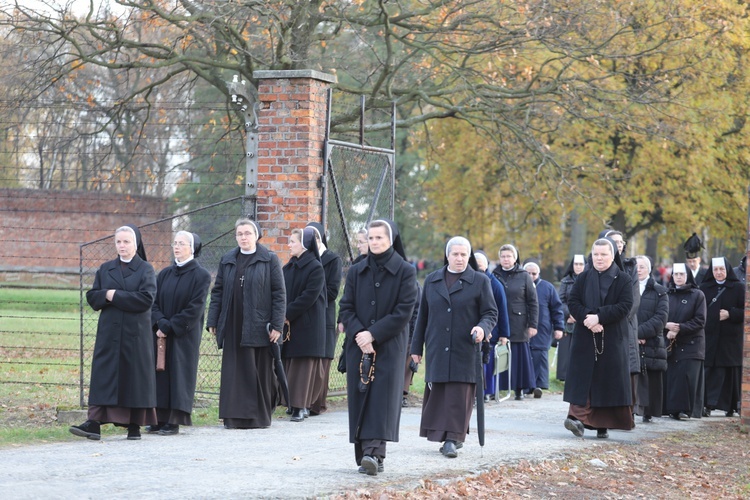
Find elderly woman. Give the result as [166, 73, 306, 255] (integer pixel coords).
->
[634, 256, 669, 423]
[492, 244, 538, 400]
[556, 254, 585, 382]
[282, 227, 327, 422]
[207, 219, 286, 429]
[663, 263, 706, 420]
[700, 257, 744, 417]
[70, 225, 157, 441]
[148, 231, 212, 435]
[563, 238, 634, 439]
[411, 237, 498, 458]
[339, 219, 417, 476]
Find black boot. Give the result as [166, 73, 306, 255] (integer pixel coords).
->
[69, 420, 101, 440]
[158, 423, 179, 435]
[290, 408, 304, 422]
[127, 424, 141, 440]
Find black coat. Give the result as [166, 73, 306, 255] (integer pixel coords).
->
[701, 274, 744, 367]
[86, 255, 157, 408]
[563, 263, 633, 407]
[558, 273, 576, 330]
[282, 250, 327, 359]
[151, 259, 212, 413]
[207, 245, 286, 348]
[622, 258, 641, 374]
[636, 278, 669, 371]
[664, 284, 706, 361]
[492, 265, 538, 342]
[321, 249, 343, 359]
[411, 267, 498, 383]
[339, 251, 417, 443]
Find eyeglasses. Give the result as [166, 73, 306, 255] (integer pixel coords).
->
[172, 242, 190, 248]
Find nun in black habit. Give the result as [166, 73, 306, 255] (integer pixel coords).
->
[207, 219, 286, 429]
[305, 222, 343, 416]
[149, 231, 212, 434]
[282, 227, 327, 422]
[563, 238, 634, 439]
[70, 224, 157, 441]
[339, 219, 417, 476]
[411, 236, 498, 458]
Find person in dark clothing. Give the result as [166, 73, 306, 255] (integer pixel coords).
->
[305, 222, 343, 416]
[557, 254, 585, 382]
[684, 233, 707, 285]
[474, 251, 510, 400]
[493, 244, 538, 400]
[733, 255, 746, 286]
[70, 225, 157, 441]
[339, 219, 417, 476]
[633, 256, 669, 422]
[282, 227, 327, 422]
[149, 231, 211, 435]
[523, 261, 564, 398]
[663, 263, 706, 420]
[411, 237, 498, 458]
[402, 281, 421, 407]
[701, 257, 744, 417]
[207, 219, 286, 429]
[563, 238, 634, 439]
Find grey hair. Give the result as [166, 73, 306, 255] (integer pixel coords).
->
[235, 218, 259, 236]
[115, 226, 137, 247]
[446, 236, 471, 258]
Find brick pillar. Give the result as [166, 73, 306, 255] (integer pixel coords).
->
[253, 70, 337, 260]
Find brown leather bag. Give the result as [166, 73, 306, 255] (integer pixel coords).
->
[156, 337, 167, 372]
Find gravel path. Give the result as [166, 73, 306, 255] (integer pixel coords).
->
[0, 393, 703, 499]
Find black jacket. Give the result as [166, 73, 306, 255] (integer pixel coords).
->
[320, 249, 343, 359]
[563, 263, 633, 408]
[492, 265, 538, 342]
[207, 245, 287, 349]
[86, 255, 157, 408]
[665, 283, 706, 361]
[411, 267, 498, 384]
[339, 251, 417, 443]
[636, 278, 669, 371]
[282, 250, 327, 359]
[701, 265, 744, 367]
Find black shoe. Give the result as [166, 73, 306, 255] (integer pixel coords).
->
[670, 412, 689, 421]
[144, 424, 162, 433]
[725, 410, 735, 417]
[596, 429, 609, 439]
[158, 424, 179, 435]
[702, 408, 711, 417]
[514, 392, 524, 401]
[290, 408, 305, 422]
[440, 440, 458, 458]
[359, 456, 380, 476]
[642, 415, 653, 423]
[303, 408, 310, 418]
[483, 394, 490, 403]
[402, 396, 409, 407]
[285, 407, 293, 415]
[533, 388, 543, 399]
[127, 424, 141, 440]
[564, 417, 584, 437]
[69, 420, 101, 440]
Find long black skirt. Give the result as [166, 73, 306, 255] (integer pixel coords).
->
[704, 365, 740, 413]
[664, 358, 704, 418]
[635, 369, 664, 418]
[419, 382, 474, 443]
[219, 341, 277, 429]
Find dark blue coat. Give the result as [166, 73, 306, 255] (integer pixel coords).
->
[529, 278, 565, 351]
[411, 267, 498, 383]
[484, 270, 510, 343]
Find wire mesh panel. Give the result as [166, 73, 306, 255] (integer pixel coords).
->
[78, 197, 247, 407]
[322, 91, 396, 394]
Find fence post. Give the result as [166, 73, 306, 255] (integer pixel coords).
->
[252, 69, 337, 258]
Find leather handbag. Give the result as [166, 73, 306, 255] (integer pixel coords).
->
[156, 337, 167, 372]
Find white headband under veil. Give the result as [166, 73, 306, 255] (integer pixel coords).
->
[369, 219, 393, 243]
[175, 230, 195, 255]
[446, 236, 471, 258]
[115, 225, 137, 248]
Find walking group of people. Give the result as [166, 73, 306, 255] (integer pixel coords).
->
[69, 221, 745, 479]
[560, 231, 745, 440]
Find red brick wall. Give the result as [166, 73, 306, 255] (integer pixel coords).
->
[254, 70, 335, 261]
[0, 188, 169, 280]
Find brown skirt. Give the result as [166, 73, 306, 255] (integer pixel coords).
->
[284, 357, 323, 409]
[419, 382, 475, 443]
[309, 358, 332, 415]
[88, 405, 157, 426]
[156, 408, 192, 426]
[568, 402, 634, 431]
